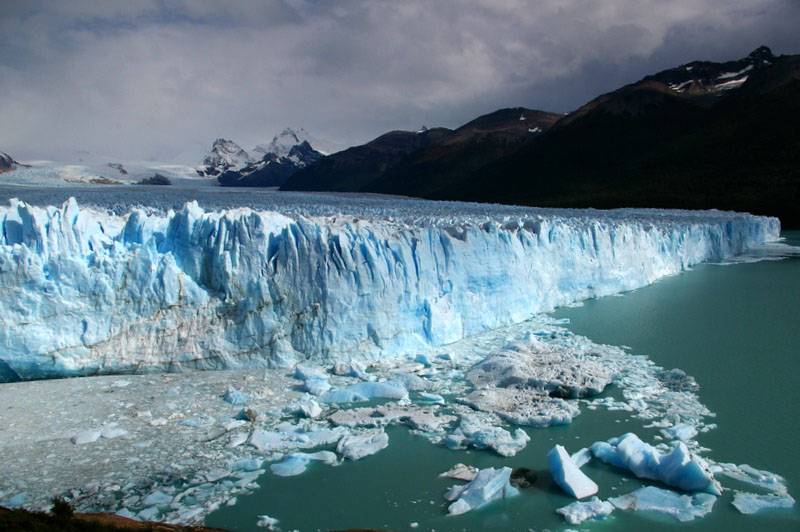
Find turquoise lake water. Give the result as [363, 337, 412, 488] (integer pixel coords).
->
[207, 232, 800, 532]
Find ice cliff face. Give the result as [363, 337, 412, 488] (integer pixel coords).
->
[0, 197, 780, 381]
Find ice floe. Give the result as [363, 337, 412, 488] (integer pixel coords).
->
[609, 485, 716, 522]
[270, 451, 338, 476]
[444, 467, 519, 515]
[732, 491, 796, 514]
[336, 430, 389, 460]
[444, 413, 530, 457]
[556, 496, 614, 525]
[319, 381, 408, 403]
[439, 463, 479, 482]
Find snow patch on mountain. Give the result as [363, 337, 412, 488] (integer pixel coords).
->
[253, 128, 343, 157]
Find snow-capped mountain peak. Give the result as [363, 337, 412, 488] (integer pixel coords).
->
[199, 139, 252, 177]
[650, 45, 776, 96]
[253, 127, 313, 158]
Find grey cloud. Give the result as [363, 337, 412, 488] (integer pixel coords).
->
[1, 0, 798, 162]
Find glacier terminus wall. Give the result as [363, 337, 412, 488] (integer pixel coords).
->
[0, 195, 780, 381]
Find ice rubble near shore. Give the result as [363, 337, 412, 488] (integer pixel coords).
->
[0, 197, 780, 380]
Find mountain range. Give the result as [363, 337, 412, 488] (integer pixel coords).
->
[199, 128, 326, 187]
[282, 46, 800, 228]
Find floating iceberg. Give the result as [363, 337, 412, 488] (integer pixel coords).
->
[328, 402, 456, 433]
[609, 485, 716, 522]
[445, 467, 519, 515]
[439, 463, 479, 482]
[547, 445, 598, 499]
[556, 496, 614, 525]
[294, 366, 331, 396]
[319, 381, 408, 403]
[732, 492, 796, 514]
[248, 422, 345, 453]
[222, 386, 247, 405]
[336, 430, 389, 460]
[444, 414, 530, 457]
[71, 424, 128, 444]
[256, 514, 279, 529]
[591, 433, 720, 494]
[270, 451, 338, 476]
[286, 394, 323, 418]
[331, 360, 371, 380]
[0, 197, 779, 380]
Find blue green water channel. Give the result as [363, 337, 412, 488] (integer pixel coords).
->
[207, 232, 800, 531]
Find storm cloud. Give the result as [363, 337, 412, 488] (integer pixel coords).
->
[1, 0, 798, 162]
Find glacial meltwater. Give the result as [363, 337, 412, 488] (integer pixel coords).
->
[206, 232, 800, 531]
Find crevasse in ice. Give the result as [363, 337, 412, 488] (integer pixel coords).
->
[0, 197, 780, 380]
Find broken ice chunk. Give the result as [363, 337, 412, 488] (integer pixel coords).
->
[294, 365, 332, 395]
[547, 445, 598, 499]
[142, 490, 173, 507]
[71, 429, 103, 445]
[256, 514, 279, 529]
[232, 458, 264, 472]
[414, 354, 433, 367]
[439, 463, 479, 482]
[287, 395, 323, 418]
[319, 381, 408, 403]
[248, 423, 345, 453]
[660, 424, 698, 441]
[336, 430, 389, 460]
[1, 493, 27, 508]
[418, 392, 445, 404]
[270, 451, 338, 476]
[71, 424, 128, 444]
[609, 485, 716, 522]
[223, 386, 247, 405]
[591, 433, 719, 494]
[331, 360, 371, 380]
[571, 447, 592, 468]
[556, 496, 614, 525]
[444, 414, 529, 457]
[99, 424, 127, 439]
[445, 467, 519, 515]
[732, 492, 795, 514]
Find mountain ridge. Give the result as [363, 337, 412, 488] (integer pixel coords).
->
[282, 46, 800, 228]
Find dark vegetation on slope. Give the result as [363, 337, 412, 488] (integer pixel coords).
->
[0, 504, 224, 532]
[281, 47, 800, 228]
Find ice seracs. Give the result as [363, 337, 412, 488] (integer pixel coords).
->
[0, 197, 780, 381]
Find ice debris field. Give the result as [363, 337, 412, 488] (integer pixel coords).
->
[0, 193, 795, 528]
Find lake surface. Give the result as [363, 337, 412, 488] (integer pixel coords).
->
[207, 232, 800, 531]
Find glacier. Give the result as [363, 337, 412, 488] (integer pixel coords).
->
[0, 196, 780, 380]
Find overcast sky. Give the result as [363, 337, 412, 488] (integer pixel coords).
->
[1, 0, 799, 163]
